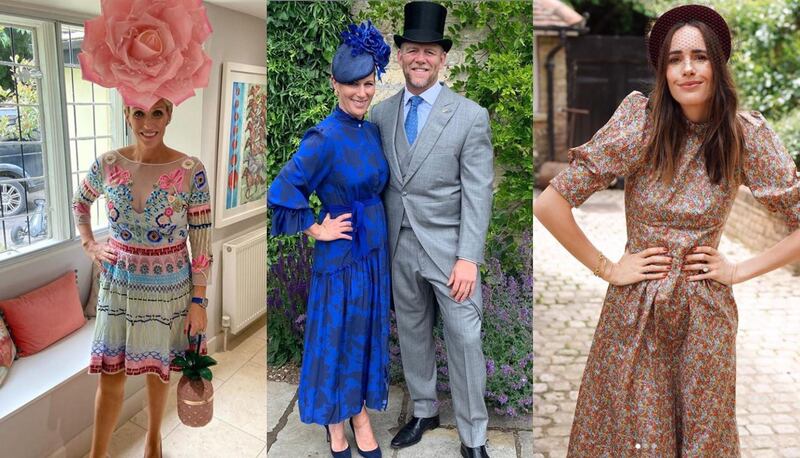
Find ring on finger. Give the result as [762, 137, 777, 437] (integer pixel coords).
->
[702, 266, 709, 273]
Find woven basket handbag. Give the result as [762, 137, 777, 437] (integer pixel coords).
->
[175, 332, 216, 427]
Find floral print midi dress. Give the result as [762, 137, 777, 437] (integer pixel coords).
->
[550, 92, 800, 457]
[73, 150, 212, 382]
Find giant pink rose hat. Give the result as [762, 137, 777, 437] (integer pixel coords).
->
[79, 0, 213, 110]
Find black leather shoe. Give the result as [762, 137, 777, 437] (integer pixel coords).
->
[390, 415, 440, 449]
[460, 443, 489, 458]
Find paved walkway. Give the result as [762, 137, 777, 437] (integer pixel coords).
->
[267, 383, 533, 457]
[533, 189, 800, 458]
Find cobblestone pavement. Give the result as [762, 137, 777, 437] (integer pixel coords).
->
[533, 189, 800, 458]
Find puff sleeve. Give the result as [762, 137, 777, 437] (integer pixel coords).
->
[187, 160, 212, 286]
[741, 112, 800, 231]
[549, 91, 650, 207]
[267, 128, 331, 236]
[72, 157, 104, 225]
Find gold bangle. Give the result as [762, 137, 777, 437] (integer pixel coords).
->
[593, 253, 606, 277]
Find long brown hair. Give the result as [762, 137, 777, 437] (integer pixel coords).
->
[646, 20, 744, 185]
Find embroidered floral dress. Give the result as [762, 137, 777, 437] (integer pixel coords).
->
[550, 92, 800, 456]
[268, 106, 390, 425]
[72, 150, 212, 382]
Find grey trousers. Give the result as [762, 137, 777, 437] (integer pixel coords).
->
[392, 227, 488, 447]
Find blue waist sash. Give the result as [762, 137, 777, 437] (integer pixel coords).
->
[324, 196, 382, 258]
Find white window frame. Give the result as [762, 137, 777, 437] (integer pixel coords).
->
[62, 23, 126, 232]
[0, 13, 125, 266]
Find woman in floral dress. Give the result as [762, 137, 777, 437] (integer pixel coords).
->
[534, 5, 800, 456]
[73, 99, 212, 458]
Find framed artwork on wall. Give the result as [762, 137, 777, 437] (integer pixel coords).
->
[214, 61, 267, 228]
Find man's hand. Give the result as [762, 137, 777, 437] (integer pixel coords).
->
[447, 259, 477, 303]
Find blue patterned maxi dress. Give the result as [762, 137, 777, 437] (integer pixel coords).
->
[268, 106, 390, 425]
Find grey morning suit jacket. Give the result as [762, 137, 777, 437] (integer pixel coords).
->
[370, 84, 494, 277]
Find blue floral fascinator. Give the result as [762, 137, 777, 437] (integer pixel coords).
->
[332, 21, 391, 83]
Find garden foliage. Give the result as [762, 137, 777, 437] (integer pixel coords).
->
[266, 1, 350, 363]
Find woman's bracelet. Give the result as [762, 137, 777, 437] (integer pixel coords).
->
[593, 252, 607, 277]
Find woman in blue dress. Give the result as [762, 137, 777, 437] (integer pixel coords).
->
[268, 22, 391, 458]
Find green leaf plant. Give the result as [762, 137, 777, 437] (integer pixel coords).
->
[173, 349, 217, 382]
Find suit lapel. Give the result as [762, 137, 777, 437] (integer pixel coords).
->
[403, 84, 458, 185]
[382, 90, 405, 187]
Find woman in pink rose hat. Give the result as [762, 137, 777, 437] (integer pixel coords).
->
[72, 1, 214, 456]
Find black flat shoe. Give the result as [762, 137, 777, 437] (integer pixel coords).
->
[348, 418, 382, 458]
[460, 443, 489, 458]
[324, 424, 352, 458]
[390, 415, 440, 449]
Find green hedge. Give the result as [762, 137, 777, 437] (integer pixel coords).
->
[267, 1, 352, 186]
[266, 1, 352, 363]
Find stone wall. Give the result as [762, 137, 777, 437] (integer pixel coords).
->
[534, 35, 569, 164]
[724, 185, 800, 275]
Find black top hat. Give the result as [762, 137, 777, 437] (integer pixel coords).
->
[393, 1, 452, 52]
[647, 4, 731, 69]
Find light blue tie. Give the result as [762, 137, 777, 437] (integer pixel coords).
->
[404, 96, 423, 145]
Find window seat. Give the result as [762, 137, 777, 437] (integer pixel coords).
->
[0, 318, 95, 420]
[0, 318, 147, 458]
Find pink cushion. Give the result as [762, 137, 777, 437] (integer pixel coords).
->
[0, 315, 15, 386]
[0, 272, 86, 356]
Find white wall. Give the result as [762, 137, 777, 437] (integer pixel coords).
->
[193, 3, 266, 344]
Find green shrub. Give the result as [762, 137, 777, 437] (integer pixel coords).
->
[771, 108, 800, 166]
[266, 2, 350, 261]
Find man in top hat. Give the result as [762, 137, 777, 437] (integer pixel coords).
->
[369, 2, 494, 457]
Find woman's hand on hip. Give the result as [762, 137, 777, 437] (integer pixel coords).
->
[83, 240, 117, 271]
[305, 213, 353, 241]
[683, 246, 738, 285]
[185, 304, 207, 337]
[605, 247, 672, 286]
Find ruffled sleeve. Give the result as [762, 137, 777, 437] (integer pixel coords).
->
[72, 157, 104, 225]
[549, 91, 650, 207]
[187, 159, 212, 286]
[740, 111, 800, 231]
[268, 127, 331, 236]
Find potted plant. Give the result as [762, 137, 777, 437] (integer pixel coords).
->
[173, 335, 216, 427]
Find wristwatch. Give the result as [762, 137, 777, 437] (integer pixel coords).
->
[191, 297, 208, 309]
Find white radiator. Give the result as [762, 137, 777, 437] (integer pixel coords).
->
[221, 227, 267, 334]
